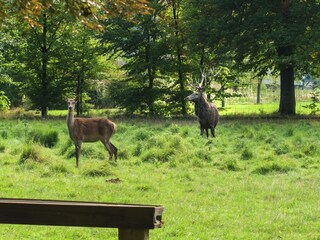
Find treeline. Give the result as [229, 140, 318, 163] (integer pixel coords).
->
[1, 0, 320, 117]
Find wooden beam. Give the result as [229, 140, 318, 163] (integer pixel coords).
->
[119, 229, 149, 240]
[0, 198, 164, 230]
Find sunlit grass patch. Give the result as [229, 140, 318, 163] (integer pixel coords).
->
[0, 118, 320, 239]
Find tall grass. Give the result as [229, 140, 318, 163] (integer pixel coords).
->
[0, 118, 320, 239]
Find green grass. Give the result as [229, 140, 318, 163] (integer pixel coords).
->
[219, 101, 317, 116]
[0, 118, 320, 239]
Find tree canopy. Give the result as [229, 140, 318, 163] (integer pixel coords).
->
[184, 0, 320, 114]
[1, 0, 320, 116]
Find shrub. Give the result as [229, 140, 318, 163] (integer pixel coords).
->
[1, 130, 8, 139]
[195, 149, 213, 162]
[168, 124, 180, 134]
[50, 162, 70, 174]
[19, 145, 45, 164]
[82, 163, 113, 177]
[133, 143, 143, 156]
[118, 148, 130, 160]
[241, 147, 253, 160]
[303, 144, 317, 156]
[252, 163, 293, 175]
[0, 91, 11, 111]
[134, 129, 150, 141]
[0, 143, 5, 153]
[142, 148, 175, 163]
[80, 147, 105, 160]
[59, 138, 73, 155]
[28, 129, 59, 148]
[285, 128, 294, 137]
[274, 142, 290, 155]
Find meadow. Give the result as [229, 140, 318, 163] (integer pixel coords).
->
[0, 116, 320, 239]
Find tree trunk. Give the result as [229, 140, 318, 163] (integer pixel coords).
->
[172, 0, 186, 115]
[256, 77, 262, 104]
[41, 13, 48, 118]
[145, 33, 155, 115]
[76, 74, 82, 116]
[279, 64, 295, 115]
[277, 0, 295, 115]
[277, 46, 296, 115]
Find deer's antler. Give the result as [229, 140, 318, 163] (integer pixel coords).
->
[205, 66, 221, 87]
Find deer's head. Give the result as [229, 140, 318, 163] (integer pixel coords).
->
[186, 67, 220, 102]
[63, 96, 77, 111]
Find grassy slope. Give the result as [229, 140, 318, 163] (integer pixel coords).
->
[0, 118, 320, 239]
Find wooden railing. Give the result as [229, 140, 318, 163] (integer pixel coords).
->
[0, 198, 164, 240]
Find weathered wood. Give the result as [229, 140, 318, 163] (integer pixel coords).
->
[119, 229, 149, 240]
[0, 198, 164, 230]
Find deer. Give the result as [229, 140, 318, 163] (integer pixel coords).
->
[64, 97, 117, 168]
[185, 67, 219, 138]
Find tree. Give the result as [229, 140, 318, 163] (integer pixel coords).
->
[0, 0, 151, 117]
[0, 0, 150, 29]
[166, 0, 188, 115]
[1, 14, 105, 116]
[102, 1, 171, 115]
[184, 0, 320, 115]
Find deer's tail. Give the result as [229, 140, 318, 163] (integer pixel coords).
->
[110, 121, 117, 134]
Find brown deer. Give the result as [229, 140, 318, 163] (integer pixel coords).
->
[65, 97, 117, 168]
[185, 67, 219, 138]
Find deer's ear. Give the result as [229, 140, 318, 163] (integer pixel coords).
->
[62, 95, 69, 101]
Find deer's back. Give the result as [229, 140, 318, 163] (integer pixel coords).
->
[72, 118, 116, 142]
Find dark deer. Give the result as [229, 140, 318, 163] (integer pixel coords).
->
[65, 97, 117, 168]
[185, 68, 219, 138]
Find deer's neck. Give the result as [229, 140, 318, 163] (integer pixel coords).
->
[67, 110, 75, 132]
[194, 96, 208, 115]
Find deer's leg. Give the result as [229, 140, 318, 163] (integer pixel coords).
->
[110, 143, 118, 160]
[200, 126, 204, 136]
[210, 127, 215, 138]
[75, 141, 82, 168]
[102, 140, 114, 160]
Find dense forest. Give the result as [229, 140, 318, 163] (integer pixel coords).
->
[1, 0, 320, 117]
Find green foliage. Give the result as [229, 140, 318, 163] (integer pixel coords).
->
[253, 163, 294, 175]
[183, 0, 320, 115]
[28, 129, 59, 148]
[241, 147, 253, 160]
[102, 1, 186, 115]
[0, 75, 21, 107]
[0, 91, 11, 111]
[303, 88, 320, 115]
[0, 142, 5, 153]
[81, 163, 114, 177]
[19, 144, 46, 164]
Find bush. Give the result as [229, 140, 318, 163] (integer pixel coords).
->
[0, 143, 5, 153]
[82, 163, 114, 177]
[252, 163, 293, 175]
[142, 148, 175, 163]
[28, 129, 59, 148]
[19, 145, 46, 164]
[1, 130, 8, 139]
[134, 129, 150, 141]
[0, 91, 11, 111]
[241, 147, 253, 160]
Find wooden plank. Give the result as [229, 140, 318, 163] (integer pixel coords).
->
[119, 229, 149, 240]
[0, 198, 164, 229]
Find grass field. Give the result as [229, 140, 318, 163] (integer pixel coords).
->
[0, 117, 320, 239]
